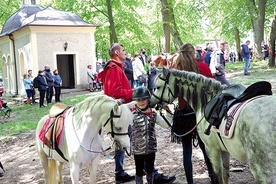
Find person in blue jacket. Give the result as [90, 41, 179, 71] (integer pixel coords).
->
[241, 40, 251, 75]
[37, 70, 48, 108]
[53, 69, 62, 102]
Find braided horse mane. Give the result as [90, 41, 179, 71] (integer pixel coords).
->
[169, 68, 227, 112]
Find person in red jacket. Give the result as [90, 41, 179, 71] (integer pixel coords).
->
[174, 43, 215, 184]
[99, 43, 176, 184]
[98, 43, 133, 103]
[98, 43, 134, 183]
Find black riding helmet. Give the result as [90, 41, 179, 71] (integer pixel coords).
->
[132, 87, 151, 100]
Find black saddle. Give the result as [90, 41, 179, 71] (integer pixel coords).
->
[204, 81, 272, 135]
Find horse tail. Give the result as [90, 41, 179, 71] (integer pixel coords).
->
[48, 159, 57, 184]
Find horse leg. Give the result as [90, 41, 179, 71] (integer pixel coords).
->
[37, 144, 51, 184]
[56, 161, 64, 184]
[88, 155, 100, 184]
[220, 151, 230, 184]
[48, 159, 57, 184]
[69, 162, 80, 184]
[207, 149, 224, 184]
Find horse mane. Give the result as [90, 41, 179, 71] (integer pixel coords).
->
[169, 68, 227, 112]
[72, 94, 132, 128]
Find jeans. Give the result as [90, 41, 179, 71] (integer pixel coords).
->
[243, 58, 251, 74]
[214, 75, 230, 87]
[115, 125, 132, 176]
[182, 133, 214, 184]
[115, 148, 126, 176]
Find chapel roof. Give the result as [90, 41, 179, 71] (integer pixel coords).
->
[0, 6, 96, 37]
[0, 5, 44, 37]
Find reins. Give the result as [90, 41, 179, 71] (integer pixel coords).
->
[152, 71, 176, 105]
[103, 110, 129, 138]
[72, 107, 130, 158]
[153, 69, 206, 138]
[158, 104, 205, 138]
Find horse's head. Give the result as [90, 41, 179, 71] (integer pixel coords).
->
[150, 67, 177, 107]
[103, 101, 136, 154]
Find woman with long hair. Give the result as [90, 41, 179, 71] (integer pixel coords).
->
[174, 43, 215, 184]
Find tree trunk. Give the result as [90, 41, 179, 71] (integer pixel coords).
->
[106, 0, 118, 43]
[160, 0, 171, 53]
[247, 0, 267, 60]
[234, 28, 242, 61]
[168, 1, 183, 51]
[268, 9, 276, 67]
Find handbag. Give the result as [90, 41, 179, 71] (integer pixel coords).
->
[137, 74, 147, 84]
[171, 105, 196, 143]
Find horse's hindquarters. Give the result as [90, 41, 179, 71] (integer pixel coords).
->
[36, 115, 68, 163]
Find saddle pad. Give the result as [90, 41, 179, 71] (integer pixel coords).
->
[218, 103, 244, 139]
[38, 116, 65, 148]
[215, 95, 264, 138]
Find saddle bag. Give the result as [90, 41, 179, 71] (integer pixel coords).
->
[171, 105, 196, 143]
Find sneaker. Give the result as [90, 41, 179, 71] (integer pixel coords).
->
[244, 73, 250, 75]
[115, 173, 135, 183]
[154, 173, 176, 184]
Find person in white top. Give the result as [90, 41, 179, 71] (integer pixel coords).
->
[132, 53, 147, 88]
[87, 65, 95, 91]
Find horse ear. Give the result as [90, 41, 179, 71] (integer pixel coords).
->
[125, 101, 136, 109]
[113, 103, 119, 114]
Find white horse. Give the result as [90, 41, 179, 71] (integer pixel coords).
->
[150, 67, 276, 184]
[36, 94, 135, 184]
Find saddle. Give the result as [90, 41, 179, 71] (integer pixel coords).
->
[204, 81, 272, 135]
[39, 103, 72, 161]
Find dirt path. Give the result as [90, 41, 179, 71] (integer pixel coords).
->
[0, 127, 255, 184]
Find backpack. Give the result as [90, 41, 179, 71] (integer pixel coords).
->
[33, 77, 39, 88]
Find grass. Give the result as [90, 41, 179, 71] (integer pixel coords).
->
[0, 94, 87, 139]
[226, 60, 276, 85]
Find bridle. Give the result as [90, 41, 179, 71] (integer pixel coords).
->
[72, 107, 130, 157]
[152, 70, 176, 105]
[152, 70, 202, 138]
[103, 109, 132, 156]
[103, 109, 129, 138]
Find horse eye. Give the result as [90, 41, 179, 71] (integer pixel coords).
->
[115, 127, 122, 131]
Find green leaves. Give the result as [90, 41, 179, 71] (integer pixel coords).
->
[1, 0, 275, 59]
[0, 0, 21, 31]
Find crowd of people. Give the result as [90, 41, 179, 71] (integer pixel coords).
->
[18, 40, 262, 183]
[95, 42, 255, 184]
[23, 65, 62, 108]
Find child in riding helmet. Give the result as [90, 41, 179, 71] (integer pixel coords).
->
[131, 87, 174, 184]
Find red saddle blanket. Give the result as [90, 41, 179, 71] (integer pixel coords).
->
[38, 116, 65, 149]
